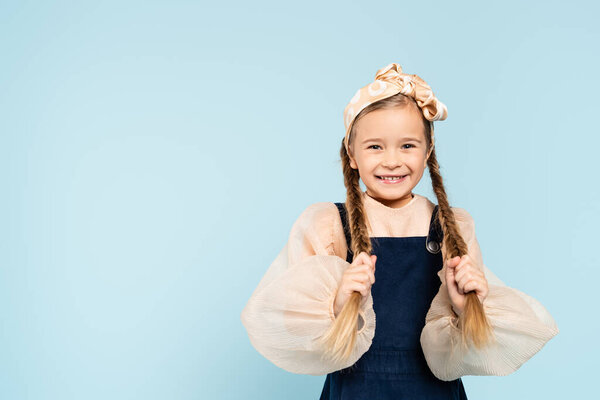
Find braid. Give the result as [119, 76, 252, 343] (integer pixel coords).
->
[342, 145, 372, 259]
[427, 146, 493, 349]
[317, 138, 373, 364]
[427, 146, 468, 256]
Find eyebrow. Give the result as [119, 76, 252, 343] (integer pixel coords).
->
[361, 137, 423, 144]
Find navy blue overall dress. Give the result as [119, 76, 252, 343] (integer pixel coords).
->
[319, 202, 468, 399]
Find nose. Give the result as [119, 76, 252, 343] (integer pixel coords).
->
[381, 150, 402, 169]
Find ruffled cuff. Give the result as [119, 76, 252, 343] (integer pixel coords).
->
[420, 282, 559, 381]
[242, 254, 375, 375]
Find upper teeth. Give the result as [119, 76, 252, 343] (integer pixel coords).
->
[380, 176, 404, 180]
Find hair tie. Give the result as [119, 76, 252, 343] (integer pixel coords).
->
[343, 63, 448, 152]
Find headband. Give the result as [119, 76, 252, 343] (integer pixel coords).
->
[343, 63, 448, 153]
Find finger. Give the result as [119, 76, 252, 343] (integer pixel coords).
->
[348, 271, 373, 286]
[348, 260, 367, 273]
[445, 263, 458, 290]
[446, 256, 461, 268]
[347, 266, 374, 284]
[353, 252, 373, 269]
[462, 279, 481, 294]
[351, 252, 368, 267]
[457, 273, 469, 292]
[455, 256, 483, 280]
[352, 264, 373, 276]
[452, 265, 466, 295]
[445, 265, 463, 302]
[459, 275, 483, 293]
[445, 259, 456, 284]
[357, 265, 375, 285]
[457, 265, 485, 286]
[463, 281, 477, 294]
[455, 266, 474, 285]
[454, 256, 469, 273]
[347, 281, 369, 297]
[364, 267, 376, 285]
[444, 257, 460, 288]
[478, 284, 489, 301]
[456, 255, 483, 275]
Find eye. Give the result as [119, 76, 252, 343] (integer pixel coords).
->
[368, 145, 382, 150]
[402, 144, 415, 149]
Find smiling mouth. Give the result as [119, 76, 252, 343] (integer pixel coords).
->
[376, 175, 407, 182]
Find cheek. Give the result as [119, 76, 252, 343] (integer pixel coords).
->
[407, 154, 427, 170]
[358, 155, 378, 169]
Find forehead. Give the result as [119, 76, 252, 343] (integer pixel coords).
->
[354, 107, 425, 141]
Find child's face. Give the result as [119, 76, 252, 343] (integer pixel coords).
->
[348, 106, 431, 209]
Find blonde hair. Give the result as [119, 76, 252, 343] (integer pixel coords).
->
[318, 93, 493, 364]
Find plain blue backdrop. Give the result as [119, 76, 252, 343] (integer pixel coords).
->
[1, 0, 597, 398]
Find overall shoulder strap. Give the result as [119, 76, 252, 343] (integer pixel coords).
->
[333, 202, 354, 263]
[426, 205, 444, 254]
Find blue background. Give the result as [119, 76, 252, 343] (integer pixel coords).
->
[1, 0, 597, 398]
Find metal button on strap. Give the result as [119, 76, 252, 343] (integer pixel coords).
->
[426, 240, 440, 254]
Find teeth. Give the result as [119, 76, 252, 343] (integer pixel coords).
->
[379, 175, 405, 180]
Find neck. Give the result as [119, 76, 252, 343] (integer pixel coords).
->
[365, 191, 414, 209]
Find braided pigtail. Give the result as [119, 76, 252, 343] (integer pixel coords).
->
[318, 136, 373, 364]
[427, 145, 493, 349]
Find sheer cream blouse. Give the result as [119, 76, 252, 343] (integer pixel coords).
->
[240, 191, 559, 380]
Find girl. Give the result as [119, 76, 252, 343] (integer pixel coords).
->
[240, 63, 559, 399]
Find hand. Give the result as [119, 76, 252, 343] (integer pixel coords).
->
[444, 254, 488, 316]
[333, 252, 377, 317]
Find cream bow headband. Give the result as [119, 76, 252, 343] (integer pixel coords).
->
[343, 63, 448, 153]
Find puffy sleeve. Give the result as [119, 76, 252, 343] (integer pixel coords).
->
[420, 207, 559, 381]
[240, 202, 376, 375]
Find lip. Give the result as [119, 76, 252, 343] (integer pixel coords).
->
[376, 174, 407, 184]
[377, 174, 407, 177]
